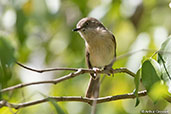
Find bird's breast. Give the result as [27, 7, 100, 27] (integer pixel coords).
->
[86, 35, 115, 67]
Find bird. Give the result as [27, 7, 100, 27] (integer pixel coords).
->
[73, 17, 116, 98]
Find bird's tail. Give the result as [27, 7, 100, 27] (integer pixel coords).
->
[86, 75, 100, 98]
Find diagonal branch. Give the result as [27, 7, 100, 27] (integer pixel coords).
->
[0, 90, 147, 109]
[0, 68, 135, 93]
[0, 69, 84, 93]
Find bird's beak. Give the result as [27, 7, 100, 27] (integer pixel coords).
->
[72, 27, 81, 32]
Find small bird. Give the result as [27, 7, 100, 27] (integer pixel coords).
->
[73, 17, 116, 98]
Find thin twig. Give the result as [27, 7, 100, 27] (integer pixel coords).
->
[158, 53, 171, 80]
[16, 62, 79, 73]
[16, 61, 135, 77]
[0, 90, 147, 109]
[115, 49, 155, 61]
[115, 49, 171, 61]
[112, 68, 136, 77]
[91, 99, 97, 114]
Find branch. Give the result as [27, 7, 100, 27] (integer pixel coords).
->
[15, 49, 171, 75]
[0, 68, 135, 93]
[16, 62, 79, 73]
[0, 90, 147, 109]
[16, 62, 135, 77]
[0, 69, 84, 93]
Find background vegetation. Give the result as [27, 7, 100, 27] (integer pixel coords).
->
[0, 0, 171, 114]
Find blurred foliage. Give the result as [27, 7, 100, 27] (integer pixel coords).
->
[140, 56, 171, 102]
[0, 37, 15, 96]
[0, 0, 171, 114]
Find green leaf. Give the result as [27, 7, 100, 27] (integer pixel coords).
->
[0, 37, 15, 89]
[135, 97, 140, 107]
[134, 69, 141, 107]
[0, 37, 15, 66]
[142, 58, 161, 91]
[158, 36, 171, 92]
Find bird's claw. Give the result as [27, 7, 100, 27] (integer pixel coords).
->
[103, 67, 114, 76]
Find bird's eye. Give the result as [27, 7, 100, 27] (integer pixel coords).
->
[85, 22, 89, 26]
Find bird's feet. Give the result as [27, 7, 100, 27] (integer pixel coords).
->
[103, 66, 114, 76]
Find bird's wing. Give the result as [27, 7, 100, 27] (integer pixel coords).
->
[112, 34, 117, 57]
[85, 49, 94, 77]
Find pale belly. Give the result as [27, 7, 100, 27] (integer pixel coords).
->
[87, 38, 115, 67]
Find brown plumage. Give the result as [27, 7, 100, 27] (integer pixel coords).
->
[73, 17, 116, 98]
